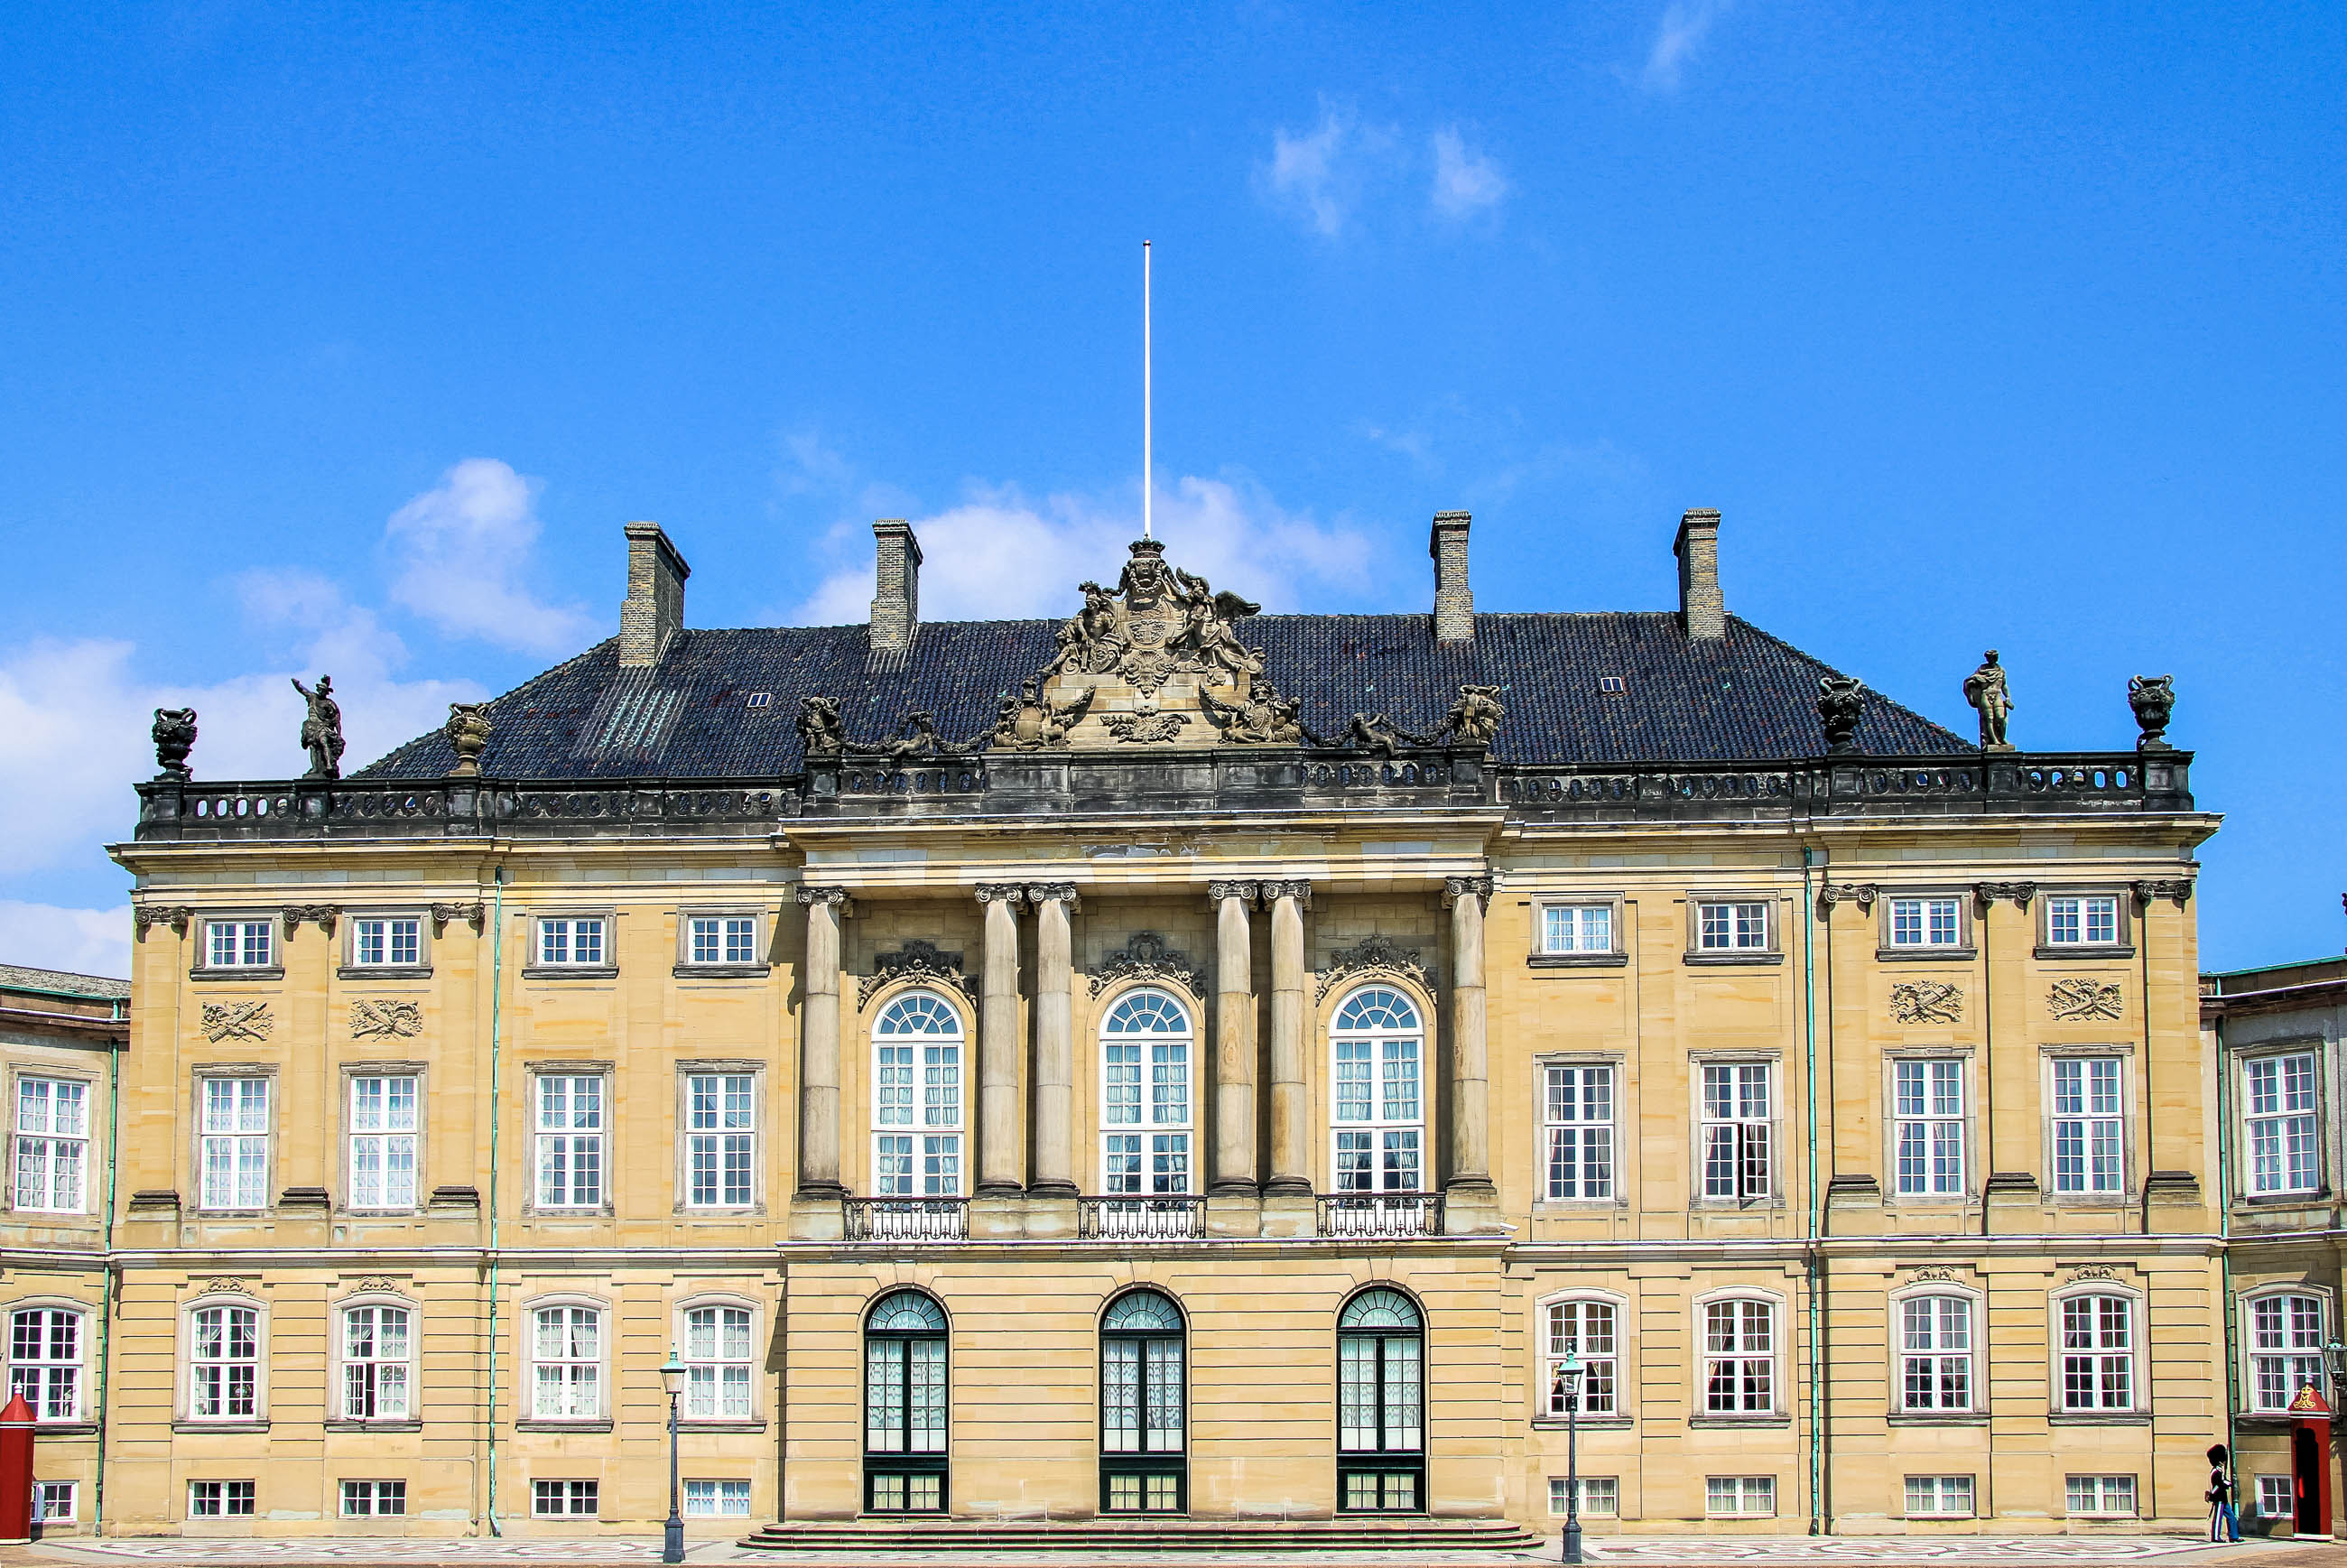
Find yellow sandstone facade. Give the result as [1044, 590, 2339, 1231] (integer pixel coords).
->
[80, 510, 2234, 1541]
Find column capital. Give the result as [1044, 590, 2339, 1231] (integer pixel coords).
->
[1971, 880, 2036, 914]
[1026, 882, 1081, 911]
[1442, 874, 1494, 910]
[1263, 878, 1313, 909]
[973, 883, 1028, 905]
[1207, 879, 1260, 905]
[795, 885, 852, 909]
[2130, 878, 2194, 909]
[1817, 881, 1879, 917]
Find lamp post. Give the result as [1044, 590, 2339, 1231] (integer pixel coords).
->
[1556, 1350, 1586, 1565]
[659, 1346, 687, 1564]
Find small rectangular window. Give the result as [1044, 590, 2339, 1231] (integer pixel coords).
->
[1548, 1476, 1618, 1515]
[1697, 902, 1770, 951]
[2051, 1058, 2124, 1193]
[35, 1481, 75, 1523]
[1543, 1065, 1615, 1200]
[1705, 1475, 1776, 1516]
[686, 1074, 756, 1208]
[350, 918, 421, 969]
[684, 1479, 754, 1517]
[536, 917, 608, 968]
[688, 916, 759, 966]
[15, 1075, 89, 1213]
[1893, 1060, 1965, 1196]
[535, 1076, 605, 1208]
[1905, 1474, 1974, 1517]
[2065, 1474, 2137, 1516]
[198, 1079, 270, 1211]
[2245, 1053, 2320, 1195]
[1540, 905, 1613, 954]
[189, 1480, 255, 1517]
[339, 1480, 406, 1517]
[2046, 895, 2120, 947]
[1700, 1063, 1772, 1200]
[532, 1480, 598, 1517]
[1888, 897, 1962, 948]
[348, 1076, 419, 1210]
[205, 921, 274, 969]
[2258, 1475, 2295, 1518]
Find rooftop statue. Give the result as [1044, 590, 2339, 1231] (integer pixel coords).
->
[152, 707, 198, 781]
[1046, 540, 1264, 697]
[1816, 674, 1865, 756]
[2128, 674, 2175, 752]
[1962, 650, 2016, 752]
[292, 675, 345, 780]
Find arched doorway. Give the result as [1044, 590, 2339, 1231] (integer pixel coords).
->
[1336, 1286, 1425, 1512]
[1100, 1289, 1186, 1514]
[864, 1290, 949, 1513]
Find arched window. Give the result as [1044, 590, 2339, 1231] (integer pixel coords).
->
[1702, 1296, 1776, 1414]
[865, 1290, 948, 1513]
[1100, 1290, 1185, 1513]
[1897, 1294, 1974, 1412]
[2248, 1292, 2326, 1412]
[1543, 1298, 1617, 1416]
[874, 991, 964, 1198]
[1331, 988, 1424, 1192]
[2058, 1293, 2136, 1411]
[1100, 990, 1192, 1196]
[339, 1302, 412, 1422]
[1337, 1288, 1424, 1512]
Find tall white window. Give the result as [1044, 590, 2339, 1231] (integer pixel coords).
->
[1331, 988, 1424, 1193]
[1701, 1063, 1771, 1200]
[534, 1076, 604, 1208]
[1102, 990, 1194, 1196]
[2060, 1294, 2135, 1410]
[1893, 1060, 1964, 1196]
[348, 1075, 418, 1210]
[205, 920, 273, 969]
[14, 1076, 88, 1213]
[1899, 1295, 1972, 1411]
[688, 916, 758, 965]
[1888, 897, 1962, 948]
[535, 917, 607, 967]
[2046, 895, 2120, 946]
[1541, 905, 1613, 954]
[350, 917, 420, 968]
[9, 1309, 80, 1421]
[199, 1078, 270, 1210]
[1543, 1065, 1614, 1200]
[2051, 1057, 2123, 1193]
[1544, 1300, 1617, 1415]
[687, 1074, 756, 1208]
[1696, 902, 1769, 951]
[2245, 1053, 2319, 1195]
[341, 1304, 410, 1420]
[532, 1305, 601, 1419]
[2250, 1294, 2325, 1411]
[190, 1304, 259, 1420]
[684, 1305, 754, 1420]
[874, 993, 964, 1199]
[1703, 1299, 1774, 1412]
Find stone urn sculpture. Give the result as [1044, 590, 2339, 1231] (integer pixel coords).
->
[1816, 675, 1864, 756]
[152, 708, 198, 781]
[2127, 675, 2175, 752]
[444, 703, 494, 777]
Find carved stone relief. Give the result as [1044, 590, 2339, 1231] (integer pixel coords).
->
[429, 902, 485, 932]
[2047, 979, 2123, 1021]
[1089, 932, 1207, 1000]
[349, 1000, 422, 1039]
[135, 905, 194, 938]
[1314, 933, 1434, 1004]
[283, 904, 339, 933]
[1889, 981, 1964, 1025]
[858, 941, 975, 1009]
[200, 1003, 273, 1043]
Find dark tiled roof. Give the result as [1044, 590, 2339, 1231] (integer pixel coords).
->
[357, 612, 1966, 780]
[0, 964, 131, 999]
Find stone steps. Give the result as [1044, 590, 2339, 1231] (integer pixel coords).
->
[739, 1515, 1544, 1554]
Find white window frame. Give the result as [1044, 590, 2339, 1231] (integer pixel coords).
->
[1548, 1476, 1618, 1516]
[2042, 894, 2127, 951]
[337, 1298, 415, 1423]
[1697, 1059, 1775, 1202]
[35, 1480, 76, 1523]
[532, 914, 611, 970]
[683, 1479, 753, 1517]
[871, 991, 967, 1200]
[1330, 987, 1426, 1194]
[1884, 895, 1967, 951]
[199, 917, 277, 971]
[532, 1480, 599, 1517]
[1099, 988, 1197, 1197]
[1892, 1289, 1976, 1414]
[195, 1073, 272, 1212]
[14, 1072, 90, 1214]
[339, 1480, 407, 1517]
[2055, 1289, 2140, 1414]
[1541, 1062, 1616, 1202]
[680, 1300, 757, 1423]
[682, 1069, 758, 1210]
[184, 1295, 265, 1424]
[532, 1071, 608, 1211]
[2064, 1474, 2137, 1517]
[1705, 1475, 1776, 1516]
[1905, 1474, 1975, 1517]
[346, 1072, 420, 1211]
[1692, 898, 1774, 955]
[681, 910, 764, 970]
[344, 913, 425, 971]
[2246, 1290, 2327, 1413]
[2257, 1474, 2295, 1519]
[527, 1300, 606, 1423]
[1700, 1294, 1778, 1415]
[1891, 1057, 1967, 1198]
[188, 1480, 255, 1517]
[2242, 1050, 2322, 1196]
[1540, 1294, 1621, 1418]
[7, 1304, 84, 1423]
[1534, 899, 1620, 959]
[2046, 1053, 2128, 1196]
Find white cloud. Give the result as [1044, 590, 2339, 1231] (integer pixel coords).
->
[791, 474, 1379, 626]
[385, 458, 594, 655]
[1262, 106, 1356, 237]
[1642, 0, 1730, 91]
[0, 901, 131, 979]
[1430, 128, 1509, 221]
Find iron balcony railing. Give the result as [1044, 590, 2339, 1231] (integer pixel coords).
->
[1078, 1195, 1208, 1240]
[843, 1197, 969, 1242]
[1316, 1192, 1443, 1239]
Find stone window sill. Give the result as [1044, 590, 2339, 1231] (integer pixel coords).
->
[1878, 948, 1976, 963]
[1688, 1414, 1789, 1428]
[521, 966, 618, 981]
[674, 964, 772, 979]
[337, 966, 431, 981]
[2034, 945, 2135, 961]
[30, 1421, 97, 1436]
[2048, 1411, 2149, 1426]
[190, 969, 283, 982]
[1888, 1413, 1988, 1426]
[1684, 951, 1785, 967]
[1532, 1415, 1632, 1432]
[1528, 952, 1628, 970]
[678, 1418, 768, 1433]
[515, 1418, 613, 1433]
[325, 1418, 421, 1433]
[173, 1419, 268, 1433]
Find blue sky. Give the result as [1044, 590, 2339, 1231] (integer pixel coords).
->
[3, 1, 2341, 975]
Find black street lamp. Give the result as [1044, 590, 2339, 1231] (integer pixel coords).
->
[1556, 1350, 1586, 1565]
[659, 1345, 687, 1564]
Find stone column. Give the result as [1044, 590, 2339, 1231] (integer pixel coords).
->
[1265, 880, 1313, 1197]
[1208, 882, 1260, 1195]
[975, 885, 1026, 1197]
[1443, 875, 1498, 1232]
[794, 887, 850, 1235]
[1027, 884, 1080, 1200]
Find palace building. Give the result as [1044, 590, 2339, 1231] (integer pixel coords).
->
[86, 506, 2240, 1542]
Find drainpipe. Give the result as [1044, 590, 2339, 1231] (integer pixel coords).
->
[1801, 846, 1824, 1536]
[93, 1006, 122, 1536]
[486, 867, 506, 1536]
[2214, 1005, 2239, 1510]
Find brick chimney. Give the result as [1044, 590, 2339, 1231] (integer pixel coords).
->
[869, 519, 923, 654]
[617, 522, 690, 668]
[1674, 508, 1724, 640]
[1430, 510, 1473, 643]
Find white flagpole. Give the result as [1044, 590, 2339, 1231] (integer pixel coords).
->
[1143, 240, 1152, 542]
